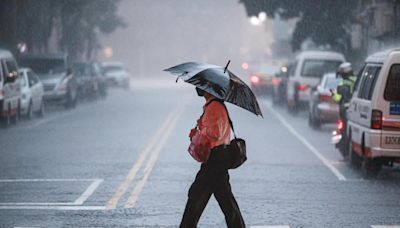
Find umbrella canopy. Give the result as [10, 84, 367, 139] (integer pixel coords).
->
[164, 61, 263, 117]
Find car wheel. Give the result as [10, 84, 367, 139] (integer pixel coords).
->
[27, 101, 33, 120]
[65, 89, 76, 109]
[36, 100, 45, 117]
[361, 158, 381, 178]
[11, 102, 20, 125]
[348, 133, 362, 167]
[1, 104, 11, 128]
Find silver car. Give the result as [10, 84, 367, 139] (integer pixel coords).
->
[19, 68, 45, 119]
[308, 73, 340, 128]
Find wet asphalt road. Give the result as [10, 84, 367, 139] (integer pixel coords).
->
[0, 78, 400, 228]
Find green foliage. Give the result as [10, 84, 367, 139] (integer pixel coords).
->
[0, 0, 124, 59]
[240, 0, 358, 53]
[58, 0, 125, 59]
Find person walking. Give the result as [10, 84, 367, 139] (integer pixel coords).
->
[180, 87, 245, 228]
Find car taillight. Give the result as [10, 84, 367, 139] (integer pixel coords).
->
[297, 84, 308, 91]
[337, 119, 344, 133]
[371, 109, 382, 129]
[319, 94, 331, 102]
[272, 77, 281, 86]
[251, 75, 260, 84]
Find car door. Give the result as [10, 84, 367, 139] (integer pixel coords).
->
[381, 63, 400, 149]
[348, 64, 381, 148]
[27, 70, 39, 110]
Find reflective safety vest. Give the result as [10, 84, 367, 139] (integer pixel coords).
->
[332, 75, 357, 104]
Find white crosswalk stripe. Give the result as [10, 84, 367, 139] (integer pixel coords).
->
[371, 226, 400, 228]
[250, 226, 290, 228]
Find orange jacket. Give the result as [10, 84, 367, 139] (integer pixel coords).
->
[198, 99, 231, 149]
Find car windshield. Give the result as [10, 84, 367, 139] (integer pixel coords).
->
[302, 60, 342, 78]
[103, 65, 124, 74]
[19, 71, 27, 87]
[19, 58, 65, 76]
[324, 77, 341, 89]
[73, 63, 91, 76]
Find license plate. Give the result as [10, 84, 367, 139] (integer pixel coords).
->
[385, 136, 400, 145]
[390, 102, 400, 115]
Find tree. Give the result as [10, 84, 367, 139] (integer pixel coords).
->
[0, 0, 124, 59]
[240, 0, 358, 54]
[59, 0, 125, 60]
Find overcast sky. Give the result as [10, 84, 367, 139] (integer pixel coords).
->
[100, 0, 273, 78]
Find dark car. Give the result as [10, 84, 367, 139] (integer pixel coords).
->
[73, 62, 107, 100]
[19, 54, 78, 109]
[271, 66, 289, 105]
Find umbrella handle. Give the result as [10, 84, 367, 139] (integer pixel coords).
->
[224, 60, 231, 73]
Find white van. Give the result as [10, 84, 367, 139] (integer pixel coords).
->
[0, 49, 21, 127]
[347, 48, 400, 175]
[286, 51, 345, 112]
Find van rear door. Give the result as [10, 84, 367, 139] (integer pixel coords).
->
[381, 63, 400, 149]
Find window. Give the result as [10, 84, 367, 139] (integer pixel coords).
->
[0, 61, 3, 82]
[353, 65, 365, 92]
[357, 65, 381, 100]
[384, 64, 400, 101]
[288, 61, 297, 77]
[5, 60, 18, 78]
[19, 71, 27, 87]
[301, 60, 342, 78]
[27, 71, 38, 86]
[324, 77, 341, 90]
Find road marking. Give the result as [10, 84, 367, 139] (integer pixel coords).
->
[106, 100, 188, 209]
[0, 205, 106, 210]
[250, 226, 290, 228]
[73, 179, 103, 205]
[0, 178, 103, 206]
[124, 103, 184, 208]
[0, 178, 100, 182]
[267, 104, 347, 181]
[371, 226, 400, 228]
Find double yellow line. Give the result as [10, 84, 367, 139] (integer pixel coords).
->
[106, 100, 188, 209]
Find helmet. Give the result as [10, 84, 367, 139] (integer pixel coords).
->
[337, 62, 353, 77]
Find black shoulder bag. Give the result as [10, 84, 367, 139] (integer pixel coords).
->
[213, 99, 247, 169]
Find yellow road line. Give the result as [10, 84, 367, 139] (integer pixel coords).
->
[106, 106, 182, 209]
[124, 104, 184, 208]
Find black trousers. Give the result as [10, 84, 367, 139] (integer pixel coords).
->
[180, 146, 245, 228]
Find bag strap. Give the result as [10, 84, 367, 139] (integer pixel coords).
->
[208, 99, 237, 139]
[197, 99, 237, 139]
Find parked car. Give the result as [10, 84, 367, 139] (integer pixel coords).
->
[308, 73, 340, 128]
[0, 49, 21, 127]
[249, 65, 280, 96]
[18, 68, 45, 119]
[101, 61, 130, 89]
[19, 54, 78, 109]
[346, 48, 400, 176]
[73, 62, 107, 99]
[271, 66, 289, 105]
[286, 51, 345, 113]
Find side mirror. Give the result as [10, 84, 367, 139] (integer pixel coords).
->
[337, 85, 351, 97]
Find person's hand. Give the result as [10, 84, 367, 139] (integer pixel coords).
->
[197, 118, 203, 128]
[330, 88, 335, 96]
[189, 128, 197, 139]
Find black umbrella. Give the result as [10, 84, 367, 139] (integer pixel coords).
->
[164, 61, 263, 117]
